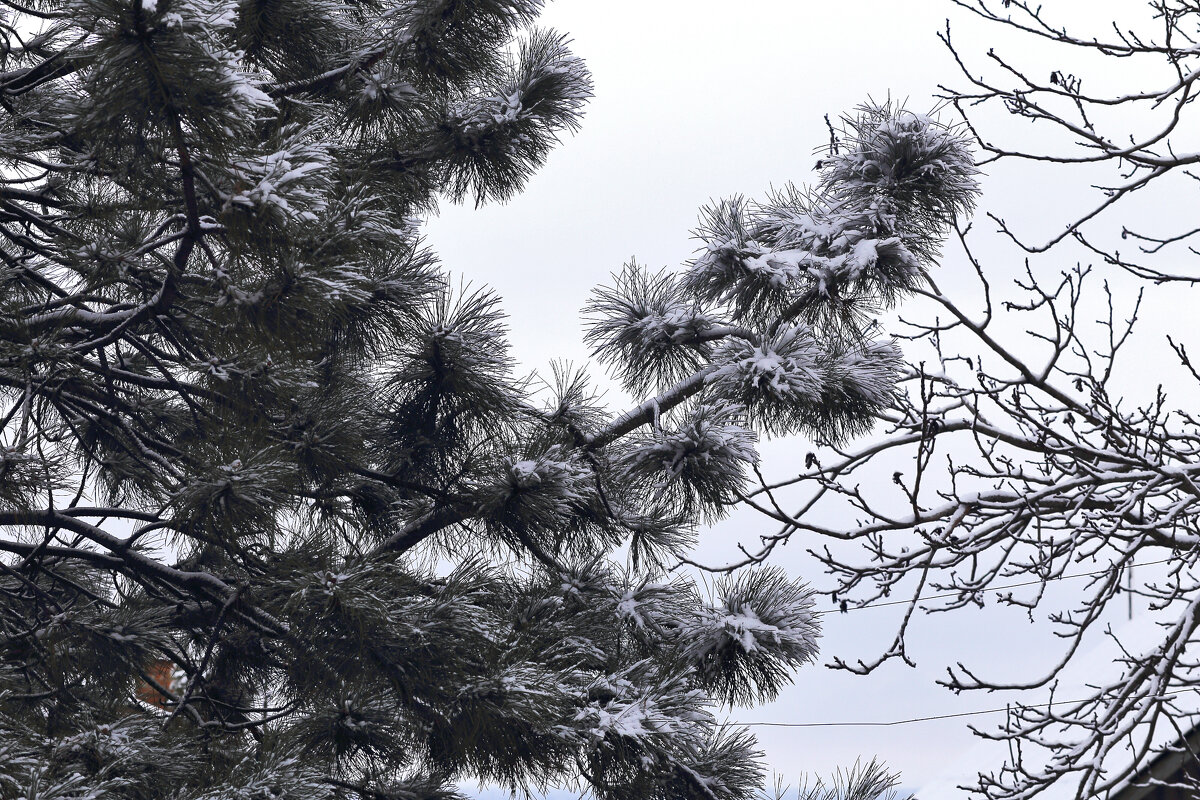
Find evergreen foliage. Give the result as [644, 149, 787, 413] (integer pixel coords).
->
[0, 1, 978, 797]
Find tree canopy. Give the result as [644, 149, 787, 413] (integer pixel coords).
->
[0, 1, 979, 799]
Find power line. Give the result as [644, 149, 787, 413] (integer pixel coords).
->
[743, 558, 1187, 730]
[736, 689, 1194, 729]
[819, 558, 1175, 614]
[743, 707, 1010, 728]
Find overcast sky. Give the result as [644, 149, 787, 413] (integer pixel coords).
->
[422, 1, 1167, 794]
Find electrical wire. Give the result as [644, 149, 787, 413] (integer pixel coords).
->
[731, 559, 1187, 729]
[736, 689, 1194, 729]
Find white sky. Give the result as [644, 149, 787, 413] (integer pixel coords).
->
[423, 1, 1183, 794]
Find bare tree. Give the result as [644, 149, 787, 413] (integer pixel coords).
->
[712, 3, 1200, 799]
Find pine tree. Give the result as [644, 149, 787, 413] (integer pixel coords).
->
[0, 1, 979, 797]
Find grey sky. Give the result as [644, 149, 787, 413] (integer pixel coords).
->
[424, 1, 1160, 792]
